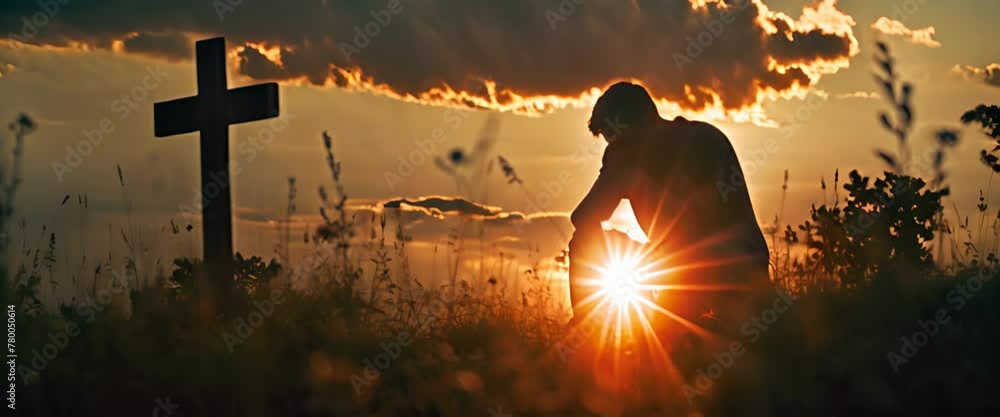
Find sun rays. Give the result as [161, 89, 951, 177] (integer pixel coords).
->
[559, 198, 754, 387]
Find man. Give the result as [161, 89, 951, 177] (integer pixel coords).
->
[569, 82, 770, 330]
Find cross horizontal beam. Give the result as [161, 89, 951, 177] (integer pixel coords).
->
[153, 83, 279, 137]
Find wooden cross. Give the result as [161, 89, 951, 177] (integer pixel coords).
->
[153, 37, 279, 303]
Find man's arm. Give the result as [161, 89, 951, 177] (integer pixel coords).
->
[570, 161, 629, 235]
[567, 156, 631, 315]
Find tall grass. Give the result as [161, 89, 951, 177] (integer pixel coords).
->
[5, 44, 1000, 415]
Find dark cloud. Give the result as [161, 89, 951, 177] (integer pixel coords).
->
[373, 195, 569, 242]
[122, 32, 192, 61]
[1, 0, 857, 112]
[383, 196, 502, 217]
[235, 200, 572, 281]
[389, 203, 571, 252]
[237, 46, 289, 80]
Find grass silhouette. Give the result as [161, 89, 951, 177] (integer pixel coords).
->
[4, 44, 1000, 416]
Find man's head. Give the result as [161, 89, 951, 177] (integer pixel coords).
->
[588, 82, 660, 143]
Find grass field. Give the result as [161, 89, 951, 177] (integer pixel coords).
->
[4, 47, 1000, 416]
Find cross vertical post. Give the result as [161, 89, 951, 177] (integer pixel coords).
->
[196, 38, 235, 304]
[153, 37, 280, 313]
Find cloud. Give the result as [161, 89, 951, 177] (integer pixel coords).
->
[234, 207, 279, 225]
[870, 17, 941, 48]
[834, 91, 879, 100]
[228, 197, 574, 284]
[0, 62, 13, 78]
[952, 64, 1000, 88]
[121, 32, 192, 61]
[345, 196, 575, 278]
[0, 0, 857, 115]
[382, 196, 503, 217]
[241, 194, 571, 250]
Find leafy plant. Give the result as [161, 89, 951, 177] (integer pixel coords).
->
[167, 253, 281, 300]
[790, 171, 944, 288]
[776, 43, 952, 290]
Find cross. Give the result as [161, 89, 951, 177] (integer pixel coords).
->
[154, 37, 279, 306]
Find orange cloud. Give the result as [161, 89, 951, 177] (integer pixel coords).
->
[870, 17, 941, 48]
[2, 0, 859, 120]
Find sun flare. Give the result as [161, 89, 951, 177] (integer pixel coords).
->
[598, 259, 644, 307]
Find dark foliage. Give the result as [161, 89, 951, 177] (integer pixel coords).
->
[168, 253, 281, 299]
[792, 171, 945, 288]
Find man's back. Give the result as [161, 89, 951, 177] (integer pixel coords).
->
[569, 82, 770, 324]
[596, 117, 769, 274]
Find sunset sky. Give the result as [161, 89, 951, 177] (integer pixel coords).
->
[1, 0, 998, 287]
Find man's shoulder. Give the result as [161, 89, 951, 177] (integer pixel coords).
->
[680, 120, 734, 153]
[652, 118, 729, 146]
[683, 119, 727, 139]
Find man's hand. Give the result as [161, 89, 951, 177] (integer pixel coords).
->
[602, 228, 642, 252]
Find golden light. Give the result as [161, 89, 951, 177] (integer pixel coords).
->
[598, 259, 643, 307]
[561, 199, 753, 390]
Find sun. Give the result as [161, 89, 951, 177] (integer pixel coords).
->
[569, 248, 719, 389]
[559, 198, 762, 389]
[598, 259, 644, 307]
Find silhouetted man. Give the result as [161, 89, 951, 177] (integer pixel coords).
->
[569, 82, 770, 330]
